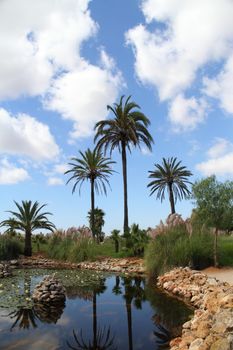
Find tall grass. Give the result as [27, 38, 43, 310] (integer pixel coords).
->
[145, 225, 214, 276]
[0, 235, 23, 260]
[44, 234, 131, 262]
[218, 236, 233, 266]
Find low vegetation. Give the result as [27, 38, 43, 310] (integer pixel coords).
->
[0, 234, 23, 260]
[145, 224, 233, 276]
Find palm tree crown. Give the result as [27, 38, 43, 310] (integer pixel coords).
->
[148, 157, 192, 214]
[94, 95, 154, 233]
[0, 200, 55, 256]
[65, 148, 115, 239]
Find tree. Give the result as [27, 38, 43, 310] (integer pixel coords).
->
[95, 95, 154, 234]
[110, 229, 120, 253]
[192, 175, 233, 267]
[148, 157, 192, 214]
[87, 207, 105, 243]
[0, 200, 55, 256]
[65, 148, 115, 239]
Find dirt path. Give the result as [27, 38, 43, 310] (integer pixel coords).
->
[202, 266, 233, 285]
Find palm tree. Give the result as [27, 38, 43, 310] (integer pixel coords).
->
[0, 200, 55, 256]
[95, 95, 154, 234]
[87, 207, 105, 243]
[65, 148, 115, 239]
[148, 157, 192, 214]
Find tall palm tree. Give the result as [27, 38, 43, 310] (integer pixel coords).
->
[95, 95, 154, 234]
[148, 157, 192, 214]
[0, 200, 55, 256]
[65, 148, 115, 239]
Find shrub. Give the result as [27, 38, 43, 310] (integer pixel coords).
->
[145, 225, 214, 276]
[0, 235, 23, 260]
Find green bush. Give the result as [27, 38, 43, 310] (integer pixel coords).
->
[218, 236, 233, 266]
[145, 225, 214, 276]
[0, 235, 23, 260]
[45, 234, 131, 263]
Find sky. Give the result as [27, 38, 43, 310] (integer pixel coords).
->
[1, 0, 233, 234]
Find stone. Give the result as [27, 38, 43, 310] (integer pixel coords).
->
[210, 338, 232, 350]
[189, 338, 204, 350]
[33, 275, 66, 304]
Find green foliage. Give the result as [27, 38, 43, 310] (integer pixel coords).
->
[192, 176, 233, 230]
[145, 226, 214, 276]
[110, 229, 120, 253]
[0, 200, 55, 257]
[45, 234, 131, 262]
[218, 236, 233, 266]
[148, 157, 192, 214]
[87, 207, 105, 242]
[0, 235, 23, 260]
[128, 224, 150, 256]
[192, 176, 233, 266]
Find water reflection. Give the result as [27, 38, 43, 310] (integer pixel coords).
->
[0, 270, 192, 350]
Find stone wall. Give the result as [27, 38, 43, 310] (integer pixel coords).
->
[157, 267, 233, 350]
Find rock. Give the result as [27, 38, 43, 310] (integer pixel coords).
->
[210, 338, 232, 350]
[189, 338, 204, 350]
[157, 267, 233, 350]
[33, 275, 66, 304]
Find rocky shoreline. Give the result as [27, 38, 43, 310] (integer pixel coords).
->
[15, 255, 145, 275]
[157, 267, 233, 350]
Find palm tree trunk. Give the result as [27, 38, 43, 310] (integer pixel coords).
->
[214, 227, 218, 267]
[168, 183, 175, 214]
[24, 229, 32, 256]
[93, 292, 97, 349]
[90, 178, 95, 240]
[121, 141, 129, 234]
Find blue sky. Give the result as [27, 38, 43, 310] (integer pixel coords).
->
[1, 0, 233, 234]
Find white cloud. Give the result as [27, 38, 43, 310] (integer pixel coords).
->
[168, 94, 207, 131]
[203, 55, 233, 114]
[53, 163, 69, 174]
[196, 138, 233, 176]
[126, 0, 233, 131]
[0, 0, 97, 100]
[0, 1, 124, 139]
[44, 52, 124, 138]
[207, 138, 233, 158]
[127, 0, 233, 101]
[0, 108, 59, 161]
[47, 177, 64, 186]
[0, 158, 30, 184]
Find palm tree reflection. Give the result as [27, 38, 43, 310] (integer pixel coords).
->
[67, 277, 117, 350]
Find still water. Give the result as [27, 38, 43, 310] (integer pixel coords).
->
[0, 269, 192, 350]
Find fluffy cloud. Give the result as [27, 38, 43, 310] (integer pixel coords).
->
[168, 95, 207, 131]
[203, 55, 233, 114]
[53, 163, 69, 174]
[126, 0, 233, 130]
[47, 177, 64, 186]
[0, 0, 96, 100]
[196, 138, 233, 176]
[0, 0, 123, 139]
[0, 159, 29, 184]
[0, 108, 59, 161]
[44, 52, 123, 138]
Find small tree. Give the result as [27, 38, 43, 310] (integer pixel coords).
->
[192, 176, 233, 266]
[87, 208, 105, 243]
[110, 229, 120, 253]
[0, 200, 55, 256]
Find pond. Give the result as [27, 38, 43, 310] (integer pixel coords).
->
[0, 269, 193, 350]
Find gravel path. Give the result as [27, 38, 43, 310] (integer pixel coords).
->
[202, 266, 233, 285]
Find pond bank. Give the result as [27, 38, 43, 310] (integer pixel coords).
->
[157, 267, 233, 350]
[15, 255, 145, 275]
